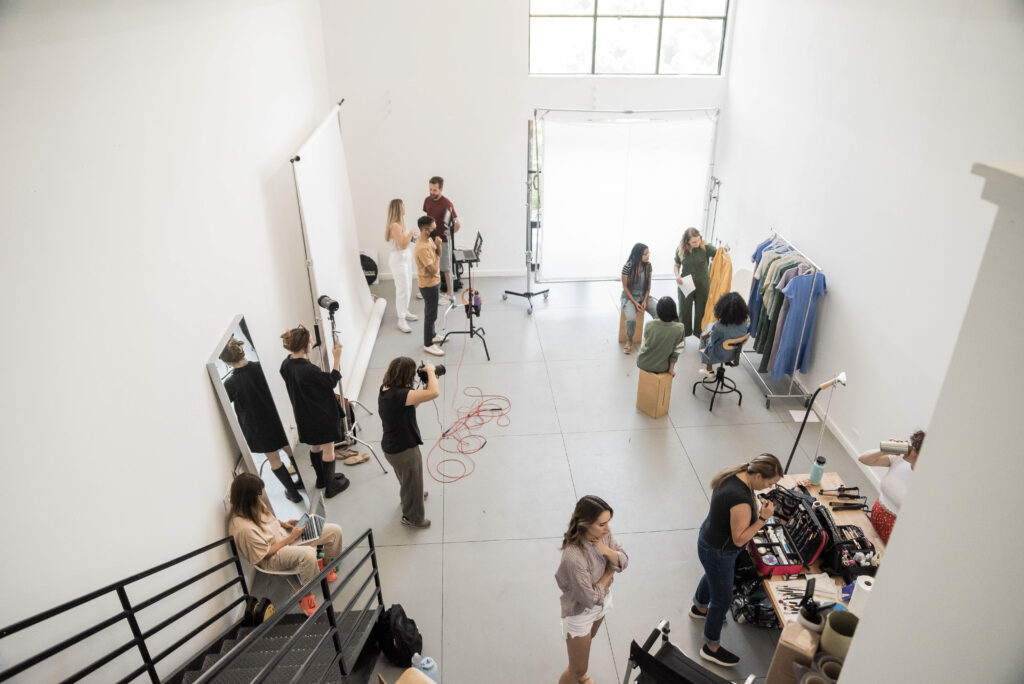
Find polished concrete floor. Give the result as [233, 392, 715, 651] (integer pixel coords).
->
[254, 275, 876, 684]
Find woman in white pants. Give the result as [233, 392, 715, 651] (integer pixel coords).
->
[386, 199, 417, 332]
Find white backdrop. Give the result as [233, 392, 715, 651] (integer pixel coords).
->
[539, 112, 717, 280]
[292, 105, 385, 399]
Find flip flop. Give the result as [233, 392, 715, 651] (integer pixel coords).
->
[343, 452, 370, 466]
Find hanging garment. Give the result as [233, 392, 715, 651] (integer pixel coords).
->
[748, 244, 791, 335]
[771, 272, 827, 381]
[754, 258, 801, 355]
[768, 263, 815, 370]
[701, 248, 734, 331]
[756, 264, 801, 370]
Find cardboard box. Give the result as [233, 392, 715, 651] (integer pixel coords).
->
[766, 621, 821, 684]
[636, 369, 672, 418]
[618, 309, 645, 344]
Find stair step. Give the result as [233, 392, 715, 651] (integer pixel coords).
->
[184, 662, 346, 684]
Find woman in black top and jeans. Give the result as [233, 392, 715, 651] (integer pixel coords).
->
[378, 357, 439, 528]
[279, 325, 349, 498]
[692, 453, 783, 667]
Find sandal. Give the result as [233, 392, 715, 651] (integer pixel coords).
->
[343, 452, 370, 466]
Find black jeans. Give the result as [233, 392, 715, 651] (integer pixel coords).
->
[420, 284, 439, 347]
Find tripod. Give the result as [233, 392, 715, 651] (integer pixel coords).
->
[504, 120, 548, 314]
[325, 310, 387, 474]
[442, 258, 490, 360]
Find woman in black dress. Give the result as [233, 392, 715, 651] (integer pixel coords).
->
[220, 337, 304, 503]
[279, 326, 349, 498]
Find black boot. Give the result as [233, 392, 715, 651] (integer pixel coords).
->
[289, 455, 306, 490]
[310, 450, 325, 489]
[271, 465, 303, 503]
[321, 458, 350, 498]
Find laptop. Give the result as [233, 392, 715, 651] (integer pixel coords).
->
[299, 513, 327, 543]
[453, 231, 482, 263]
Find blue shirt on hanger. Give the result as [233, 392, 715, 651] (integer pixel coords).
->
[771, 272, 827, 381]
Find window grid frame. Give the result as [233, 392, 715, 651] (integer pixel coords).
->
[529, 0, 729, 76]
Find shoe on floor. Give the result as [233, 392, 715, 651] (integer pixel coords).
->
[335, 446, 357, 457]
[424, 344, 445, 357]
[698, 367, 715, 379]
[699, 644, 739, 667]
[398, 321, 412, 333]
[416, 291, 423, 299]
[343, 452, 369, 465]
[689, 605, 727, 623]
[401, 516, 432, 528]
[299, 594, 318, 617]
[318, 558, 339, 582]
[404, 312, 419, 321]
[432, 335, 445, 344]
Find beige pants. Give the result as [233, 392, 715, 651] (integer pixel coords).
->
[258, 523, 343, 584]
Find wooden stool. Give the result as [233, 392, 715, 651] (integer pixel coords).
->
[618, 309, 645, 344]
[636, 369, 672, 418]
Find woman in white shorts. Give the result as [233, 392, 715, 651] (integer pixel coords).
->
[555, 495, 629, 684]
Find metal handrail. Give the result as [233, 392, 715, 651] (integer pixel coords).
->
[0, 536, 248, 684]
[194, 528, 384, 684]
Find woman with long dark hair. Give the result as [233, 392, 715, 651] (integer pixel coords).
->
[378, 356, 439, 528]
[221, 336, 304, 503]
[691, 454, 783, 667]
[555, 495, 629, 684]
[620, 242, 658, 354]
[227, 473, 343, 617]
[279, 326, 349, 498]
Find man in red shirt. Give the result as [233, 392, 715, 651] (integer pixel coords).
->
[422, 176, 460, 300]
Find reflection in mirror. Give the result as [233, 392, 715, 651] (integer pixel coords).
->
[207, 316, 310, 518]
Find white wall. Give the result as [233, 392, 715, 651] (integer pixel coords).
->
[318, 0, 728, 278]
[843, 163, 1024, 682]
[713, 0, 1024, 460]
[0, 0, 328, 676]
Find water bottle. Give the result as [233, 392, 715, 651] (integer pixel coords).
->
[809, 455, 826, 486]
[411, 653, 439, 682]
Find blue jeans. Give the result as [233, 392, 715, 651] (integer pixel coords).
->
[621, 292, 658, 340]
[693, 528, 740, 646]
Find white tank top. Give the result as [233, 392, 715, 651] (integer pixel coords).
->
[878, 454, 913, 515]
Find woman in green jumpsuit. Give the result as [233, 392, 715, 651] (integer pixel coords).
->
[674, 227, 717, 339]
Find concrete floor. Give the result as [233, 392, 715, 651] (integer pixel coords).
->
[253, 275, 877, 684]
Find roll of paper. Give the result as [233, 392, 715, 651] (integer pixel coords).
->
[846, 576, 874, 617]
[813, 652, 844, 681]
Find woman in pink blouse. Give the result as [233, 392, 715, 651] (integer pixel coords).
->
[555, 495, 629, 684]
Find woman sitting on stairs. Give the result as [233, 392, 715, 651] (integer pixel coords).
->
[228, 473, 343, 617]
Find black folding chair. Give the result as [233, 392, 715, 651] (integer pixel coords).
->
[622, 620, 755, 684]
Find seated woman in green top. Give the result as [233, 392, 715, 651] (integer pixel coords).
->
[674, 227, 718, 340]
[636, 297, 688, 376]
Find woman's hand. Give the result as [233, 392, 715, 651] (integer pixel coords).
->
[634, 300, 643, 312]
[676, 276, 683, 285]
[281, 519, 296, 532]
[759, 499, 775, 520]
[422, 361, 435, 374]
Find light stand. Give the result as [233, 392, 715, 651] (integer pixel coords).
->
[324, 307, 388, 474]
[784, 372, 846, 474]
[504, 118, 549, 315]
[441, 257, 490, 360]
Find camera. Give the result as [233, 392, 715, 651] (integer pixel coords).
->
[417, 362, 446, 385]
[318, 295, 339, 313]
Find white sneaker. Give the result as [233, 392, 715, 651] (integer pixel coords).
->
[397, 321, 412, 333]
[424, 344, 446, 357]
[432, 335, 445, 344]
[416, 292, 423, 300]
[698, 367, 715, 379]
[404, 313, 419, 321]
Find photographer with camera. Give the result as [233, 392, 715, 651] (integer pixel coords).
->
[378, 356, 445, 529]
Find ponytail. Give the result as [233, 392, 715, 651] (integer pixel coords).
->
[710, 453, 783, 491]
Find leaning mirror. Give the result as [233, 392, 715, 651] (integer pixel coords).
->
[207, 315, 310, 517]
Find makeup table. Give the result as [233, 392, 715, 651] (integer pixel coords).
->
[761, 472, 886, 624]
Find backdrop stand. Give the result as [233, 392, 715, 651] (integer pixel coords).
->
[504, 118, 549, 315]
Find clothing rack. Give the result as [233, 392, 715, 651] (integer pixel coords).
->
[741, 229, 824, 408]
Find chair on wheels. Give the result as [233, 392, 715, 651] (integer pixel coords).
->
[692, 334, 750, 412]
[622, 620, 755, 684]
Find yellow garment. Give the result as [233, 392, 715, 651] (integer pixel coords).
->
[701, 249, 733, 330]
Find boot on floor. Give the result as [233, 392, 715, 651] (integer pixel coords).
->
[289, 455, 306, 490]
[321, 458, 350, 498]
[310, 451, 347, 489]
[271, 465, 303, 503]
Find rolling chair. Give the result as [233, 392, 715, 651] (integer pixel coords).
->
[692, 333, 750, 411]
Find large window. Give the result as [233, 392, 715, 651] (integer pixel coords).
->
[529, 0, 728, 75]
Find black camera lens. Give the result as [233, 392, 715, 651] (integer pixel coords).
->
[417, 363, 445, 385]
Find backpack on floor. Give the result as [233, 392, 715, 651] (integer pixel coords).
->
[374, 603, 423, 667]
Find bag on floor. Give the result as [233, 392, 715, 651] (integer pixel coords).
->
[730, 580, 779, 629]
[374, 603, 423, 667]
